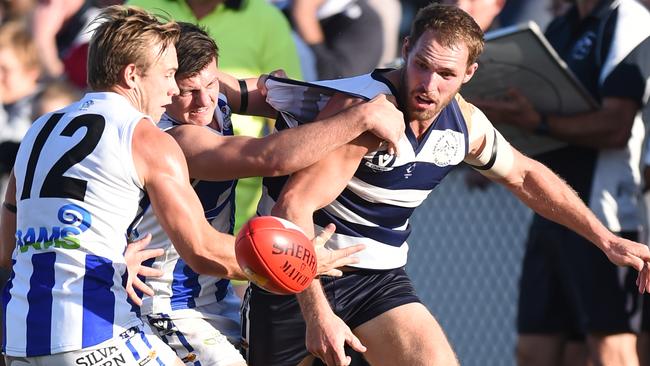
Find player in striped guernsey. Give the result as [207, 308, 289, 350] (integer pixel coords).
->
[242, 4, 650, 366]
[131, 23, 405, 366]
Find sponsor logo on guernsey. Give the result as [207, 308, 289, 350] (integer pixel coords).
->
[364, 150, 396, 172]
[15, 204, 92, 253]
[431, 130, 460, 167]
[74, 346, 125, 366]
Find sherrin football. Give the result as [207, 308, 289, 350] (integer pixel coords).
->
[235, 216, 317, 294]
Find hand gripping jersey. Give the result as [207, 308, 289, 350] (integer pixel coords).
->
[258, 72, 474, 269]
[130, 95, 240, 332]
[5, 92, 149, 356]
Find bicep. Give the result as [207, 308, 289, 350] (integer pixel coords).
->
[132, 122, 210, 258]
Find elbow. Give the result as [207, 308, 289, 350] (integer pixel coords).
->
[272, 190, 316, 220]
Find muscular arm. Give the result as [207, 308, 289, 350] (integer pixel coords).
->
[168, 93, 401, 181]
[0, 172, 16, 269]
[271, 94, 379, 365]
[132, 119, 245, 280]
[466, 107, 650, 271]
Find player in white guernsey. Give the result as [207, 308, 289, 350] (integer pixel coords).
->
[132, 23, 405, 366]
[0, 6, 260, 366]
[242, 4, 650, 366]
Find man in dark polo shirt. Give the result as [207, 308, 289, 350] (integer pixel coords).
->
[476, 0, 650, 365]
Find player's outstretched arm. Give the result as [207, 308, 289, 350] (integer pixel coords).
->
[168, 93, 403, 181]
[131, 119, 246, 280]
[464, 106, 650, 292]
[0, 171, 16, 269]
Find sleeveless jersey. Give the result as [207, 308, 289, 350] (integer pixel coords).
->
[132, 94, 240, 321]
[4, 92, 148, 356]
[258, 72, 471, 269]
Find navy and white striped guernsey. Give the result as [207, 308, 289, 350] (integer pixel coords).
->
[131, 94, 241, 322]
[258, 71, 474, 269]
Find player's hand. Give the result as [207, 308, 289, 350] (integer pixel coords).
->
[305, 309, 366, 366]
[637, 262, 650, 294]
[124, 233, 164, 306]
[363, 94, 405, 156]
[257, 69, 287, 97]
[313, 224, 365, 276]
[603, 236, 650, 292]
[471, 89, 541, 131]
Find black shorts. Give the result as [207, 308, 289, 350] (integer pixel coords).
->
[241, 267, 421, 366]
[517, 216, 642, 335]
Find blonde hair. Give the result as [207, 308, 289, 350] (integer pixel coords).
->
[87, 5, 180, 90]
[0, 20, 40, 72]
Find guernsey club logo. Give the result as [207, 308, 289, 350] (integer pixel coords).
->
[15, 204, 92, 253]
[364, 150, 397, 172]
[431, 130, 461, 167]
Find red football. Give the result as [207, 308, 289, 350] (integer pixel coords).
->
[235, 216, 317, 294]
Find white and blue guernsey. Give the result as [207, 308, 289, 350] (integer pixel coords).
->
[5, 92, 150, 356]
[131, 94, 240, 332]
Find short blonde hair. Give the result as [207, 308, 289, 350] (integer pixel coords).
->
[87, 5, 180, 90]
[0, 20, 40, 72]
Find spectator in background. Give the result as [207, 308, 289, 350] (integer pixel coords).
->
[474, 0, 650, 365]
[290, 0, 383, 79]
[364, 0, 402, 67]
[127, 0, 302, 235]
[0, 0, 35, 22]
[0, 20, 42, 197]
[443, 0, 505, 31]
[32, 79, 82, 120]
[30, 0, 101, 88]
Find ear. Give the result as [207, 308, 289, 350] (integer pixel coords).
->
[462, 62, 478, 84]
[122, 63, 139, 89]
[401, 36, 411, 61]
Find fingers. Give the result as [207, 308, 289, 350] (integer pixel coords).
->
[125, 283, 143, 306]
[331, 244, 365, 259]
[270, 69, 287, 78]
[320, 269, 343, 277]
[128, 233, 152, 250]
[138, 248, 164, 262]
[387, 142, 400, 157]
[132, 276, 155, 297]
[346, 332, 367, 353]
[313, 224, 336, 248]
[138, 266, 163, 278]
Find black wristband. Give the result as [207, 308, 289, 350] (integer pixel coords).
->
[534, 113, 550, 136]
[238, 79, 248, 114]
[3, 202, 16, 213]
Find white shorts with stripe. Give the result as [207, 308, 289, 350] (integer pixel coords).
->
[145, 314, 245, 366]
[4, 324, 180, 366]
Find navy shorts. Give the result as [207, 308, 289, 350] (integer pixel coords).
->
[241, 267, 421, 366]
[517, 216, 642, 336]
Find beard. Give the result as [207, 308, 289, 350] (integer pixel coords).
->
[399, 67, 461, 123]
